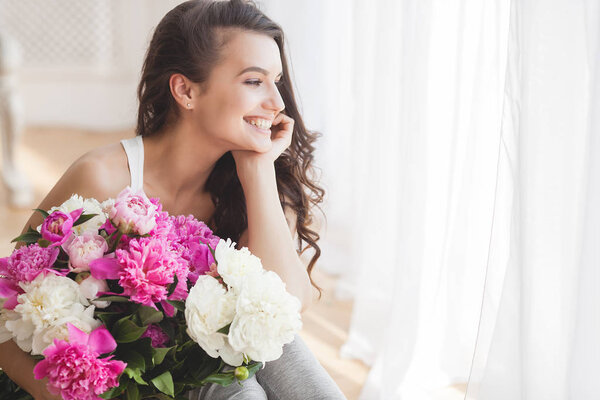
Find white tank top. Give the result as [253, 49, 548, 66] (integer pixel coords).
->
[120, 136, 144, 193]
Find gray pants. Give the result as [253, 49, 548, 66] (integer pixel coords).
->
[188, 335, 346, 399]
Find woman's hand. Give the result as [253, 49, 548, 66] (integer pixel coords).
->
[232, 112, 294, 179]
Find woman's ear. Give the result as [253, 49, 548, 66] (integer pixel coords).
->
[169, 73, 195, 110]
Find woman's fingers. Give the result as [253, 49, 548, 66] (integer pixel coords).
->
[271, 113, 294, 149]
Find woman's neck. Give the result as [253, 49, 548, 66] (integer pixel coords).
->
[142, 120, 226, 199]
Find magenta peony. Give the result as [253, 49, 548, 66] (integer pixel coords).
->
[33, 323, 126, 400]
[167, 215, 220, 283]
[0, 244, 59, 283]
[141, 323, 170, 347]
[116, 237, 189, 310]
[40, 209, 83, 247]
[0, 244, 60, 310]
[109, 187, 158, 235]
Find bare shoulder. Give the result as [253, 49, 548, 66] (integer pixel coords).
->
[18, 142, 130, 235]
[53, 143, 130, 202]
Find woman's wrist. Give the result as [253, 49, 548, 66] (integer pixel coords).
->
[236, 158, 276, 189]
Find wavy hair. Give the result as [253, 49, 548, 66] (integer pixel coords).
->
[136, 0, 324, 294]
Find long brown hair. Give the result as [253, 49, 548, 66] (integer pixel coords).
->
[136, 0, 324, 294]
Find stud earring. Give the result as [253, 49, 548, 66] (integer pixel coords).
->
[186, 103, 191, 108]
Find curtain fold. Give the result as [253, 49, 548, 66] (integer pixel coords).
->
[466, 1, 600, 398]
[258, 1, 599, 398]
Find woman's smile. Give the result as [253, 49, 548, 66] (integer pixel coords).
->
[244, 117, 273, 135]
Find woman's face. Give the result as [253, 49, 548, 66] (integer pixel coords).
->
[192, 30, 285, 153]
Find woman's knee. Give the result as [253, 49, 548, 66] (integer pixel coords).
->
[188, 375, 268, 400]
[256, 335, 346, 399]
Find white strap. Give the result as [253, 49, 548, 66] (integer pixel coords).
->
[120, 136, 144, 193]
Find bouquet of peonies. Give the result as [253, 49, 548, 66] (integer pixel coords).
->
[0, 187, 302, 400]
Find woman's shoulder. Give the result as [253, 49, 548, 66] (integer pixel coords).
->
[41, 142, 130, 208]
[67, 142, 131, 197]
[18, 142, 131, 237]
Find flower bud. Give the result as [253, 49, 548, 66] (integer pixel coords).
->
[75, 271, 91, 283]
[234, 366, 249, 381]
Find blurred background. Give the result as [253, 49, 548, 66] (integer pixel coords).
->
[0, 1, 598, 399]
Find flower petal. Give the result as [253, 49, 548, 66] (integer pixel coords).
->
[89, 257, 120, 280]
[67, 323, 89, 346]
[2, 294, 18, 310]
[161, 300, 176, 317]
[70, 208, 84, 222]
[88, 326, 117, 354]
[0, 278, 19, 298]
[32, 359, 50, 380]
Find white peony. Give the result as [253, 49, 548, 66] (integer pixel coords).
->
[4, 273, 100, 354]
[185, 275, 242, 364]
[78, 274, 110, 308]
[39, 194, 108, 235]
[228, 270, 302, 363]
[0, 309, 16, 344]
[215, 238, 264, 290]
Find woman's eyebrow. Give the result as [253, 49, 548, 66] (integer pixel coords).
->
[237, 66, 283, 78]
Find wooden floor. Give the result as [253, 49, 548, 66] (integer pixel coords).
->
[0, 127, 371, 399]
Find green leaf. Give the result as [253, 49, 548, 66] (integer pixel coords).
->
[34, 208, 50, 218]
[165, 300, 185, 311]
[152, 346, 175, 365]
[121, 349, 146, 371]
[138, 305, 164, 325]
[10, 231, 41, 244]
[245, 362, 263, 380]
[142, 394, 175, 400]
[166, 274, 179, 297]
[217, 323, 231, 335]
[37, 239, 51, 248]
[96, 295, 131, 303]
[202, 240, 217, 263]
[113, 318, 147, 343]
[201, 372, 235, 387]
[126, 381, 140, 400]
[129, 337, 155, 368]
[73, 213, 98, 227]
[151, 371, 175, 397]
[96, 311, 121, 328]
[124, 367, 148, 385]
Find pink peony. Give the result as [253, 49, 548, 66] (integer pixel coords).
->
[99, 218, 117, 235]
[40, 209, 83, 247]
[33, 324, 126, 400]
[0, 244, 59, 283]
[141, 323, 170, 347]
[63, 232, 108, 273]
[166, 215, 220, 283]
[0, 244, 59, 310]
[148, 197, 173, 238]
[109, 187, 158, 235]
[115, 237, 189, 310]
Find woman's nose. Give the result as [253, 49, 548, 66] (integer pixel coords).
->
[264, 83, 285, 113]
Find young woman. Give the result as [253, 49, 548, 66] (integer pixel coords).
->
[0, 0, 346, 398]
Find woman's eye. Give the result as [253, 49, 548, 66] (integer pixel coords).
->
[244, 79, 283, 87]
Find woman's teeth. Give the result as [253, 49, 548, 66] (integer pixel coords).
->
[246, 119, 272, 130]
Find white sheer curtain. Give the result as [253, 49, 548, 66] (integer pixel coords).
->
[466, 0, 600, 399]
[264, 0, 599, 399]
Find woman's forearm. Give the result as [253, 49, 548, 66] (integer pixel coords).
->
[0, 340, 45, 398]
[239, 162, 312, 310]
